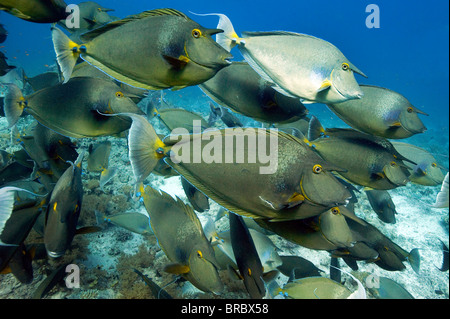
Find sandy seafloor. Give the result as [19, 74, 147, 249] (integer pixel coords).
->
[0, 86, 448, 300]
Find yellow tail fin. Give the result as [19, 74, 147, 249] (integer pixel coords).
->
[51, 27, 84, 82]
[4, 84, 25, 128]
[125, 114, 168, 183]
[190, 12, 241, 51]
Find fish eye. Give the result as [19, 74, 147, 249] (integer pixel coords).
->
[197, 250, 203, 258]
[331, 207, 340, 215]
[432, 162, 437, 168]
[192, 29, 202, 38]
[313, 164, 323, 174]
[115, 91, 124, 98]
[342, 63, 350, 71]
[390, 161, 397, 167]
[407, 107, 413, 113]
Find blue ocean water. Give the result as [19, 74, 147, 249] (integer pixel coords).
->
[0, 0, 449, 300]
[1, 0, 448, 129]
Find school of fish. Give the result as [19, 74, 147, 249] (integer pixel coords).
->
[0, 0, 448, 299]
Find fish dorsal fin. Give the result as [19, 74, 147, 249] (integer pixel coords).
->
[241, 31, 334, 51]
[144, 186, 204, 235]
[81, 8, 189, 42]
[174, 195, 204, 236]
[143, 8, 189, 19]
[241, 30, 316, 39]
[276, 129, 308, 147]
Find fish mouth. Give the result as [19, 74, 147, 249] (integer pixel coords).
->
[299, 177, 350, 207]
[403, 125, 427, 134]
[428, 175, 444, 185]
[336, 87, 364, 100]
[184, 42, 233, 69]
[190, 56, 232, 69]
[333, 81, 364, 101]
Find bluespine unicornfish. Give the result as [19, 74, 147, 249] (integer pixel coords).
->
[4, 77, 145, 138]
[122, 113, 351, 221]
[327, 85, 427, 139]
[200, 62, 308, 124]
[229, 212, 266, 299]
[51, 9, 232, 91]
[141, 185, 223, 294]
[44, 151, 84, 258]
[307, 116, 412, 190]
[194, 13, 366, 104]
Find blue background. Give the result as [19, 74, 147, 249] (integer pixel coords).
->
[1, 0, 448, 129]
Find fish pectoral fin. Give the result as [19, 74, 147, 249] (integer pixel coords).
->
[227, 265, 243, 281]
[9, 8, 32, 20]
[0, 266, 12, 274]
[83, 17, 97, 27]
[370, 172, 386, 180]
[262, 270, 279, 282]
[163, 263, 190, 275]
[389, 121, 403, 128]
[163, 55, 189, 70]
[300, 98, 315, 105]
[413, 166, 427, 176]
[317, 79, 332, 93]
[29, 245, 37, 260]
[75, 226, 102, 236]
[286, 192, 305, 208]
[171, 85, 188, 91]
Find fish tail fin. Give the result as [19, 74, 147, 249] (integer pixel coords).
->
[10, 125, 22, 145]
[100, 167, 118, 190]
[51, 27, 82, 82]
[330, 265, 366, 299]
[215, 13, 242, 51]
[215, 207, 229, 222]
[94, 210, 107, 226]
[265, 280, 283, 299]
[190, 12, 241, 51]
[145, 98, 159, 119]
[125, 114, 167, 184]
[308, 115, 326, 141]
[408, 248, 421, 274]
[0, 187, 28, 246]
[432, 172, 449, 208]
[75, 150, 85, 168]
[204, 217, 218, 244]
[4, 84, 26, 129]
